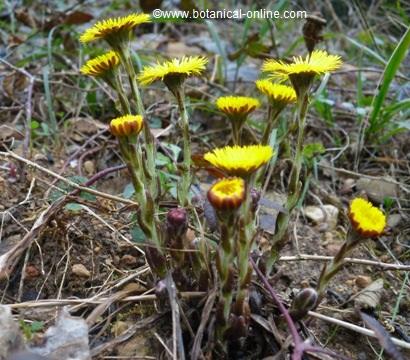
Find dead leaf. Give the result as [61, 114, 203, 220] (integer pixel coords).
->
[63, 11, 93, 25]
[3, 72, 28, 99]
[353, 278, 383, 309]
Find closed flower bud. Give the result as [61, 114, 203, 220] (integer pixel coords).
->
[289, 287, 318, 320]
[167, 208, 188, 237]
[109, 115, 144, 137]
[207, 177, 245, 211]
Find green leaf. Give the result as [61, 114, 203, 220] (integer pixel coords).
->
[65, 203, 83, 212]
[123, 183, 135, 199]
[303, 143, 326, 160]
[366, 26, 410, 137]
[130, 226, 146, 243]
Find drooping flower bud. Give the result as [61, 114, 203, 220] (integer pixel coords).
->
[289, 287, 318, 320]
[166, 208, 188, 238]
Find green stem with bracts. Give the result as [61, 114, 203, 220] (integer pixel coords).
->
[117, 46, 158, 201]
[267, 92, 309, 273]
[117, 137, 166, 278]
[316, 230, 362, 302]
[174, 88, 192, 207]
[215, 212, 239, 337]
[232, 177, 256, 336]
[261, 105, 283, 146]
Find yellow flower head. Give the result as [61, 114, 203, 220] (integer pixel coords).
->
[208, 177, 245, 211]
[138, 56, 208, 91]
[255, 80, 297, 105]
[204, 145, 273, 177]
[262, 50, 342, 96]
[262, 50, 342, 81]
[80, 51, 120, 77]
[79, 13, 150, 46]
[216, 96, 260, 118]
[110, 115, 144, 137]
[348, 198, 386, 238]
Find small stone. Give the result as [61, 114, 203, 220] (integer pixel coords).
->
[25, 265, 40, 279]
[72, 264, 91, 278]
[356, 178, 398, 204]
[387, 213, 402, 228]
[340, 178, 355, 194]
[304, 204, 339, 230]
[120, 255, 137, 267]
[326, 243, 341, 256]
[300, 280, 310, 288]
[355, 275, 372, 288]
[83, 160, 95, 175]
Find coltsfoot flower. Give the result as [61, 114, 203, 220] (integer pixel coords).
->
[110, 115, 144, 137]
[138, 56, 208, 92]
[348, 198, 386, 238]
[80, 51, 120, 78]
[262, 50, 342, 96]
[204, 145, 273, 177]
[79, 13, 150, 46]
[216, 96, 260, 118]
[255, 80, 296, 105]
[208, 177, 245, 211]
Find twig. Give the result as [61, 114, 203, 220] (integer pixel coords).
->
[7, 292, 206, 309]
[308, 311, 410, 350]
[0, 151, 137, 206]
[318, 163, 410, 194]
[278, 254, 410, 271]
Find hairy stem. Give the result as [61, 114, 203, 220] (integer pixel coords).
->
[175, 88, 192, 207]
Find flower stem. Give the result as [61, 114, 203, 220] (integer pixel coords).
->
[235, 177, 256, 326]
[267, 93, 309, 272]
[216, 212, 238, 335]
[261, 105, 282, 146]
[118, 46, 158, 200]
[316, 231, 361, 301]
[174, 88, 192, 207]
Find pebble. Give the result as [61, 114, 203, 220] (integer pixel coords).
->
[355, 275, 372, 288]
[71, 264, 91, 278]
[25, 265, 41, 279]
[304, 204, 339, 230]
[120, 255, 137, 267]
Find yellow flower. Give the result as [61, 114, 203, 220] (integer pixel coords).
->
[204, 145, 273, 177]
[110, 115, 144, 137]
[80, 51, 120, 77]
[79, 13, 150, 45]
[348, 198, 386, 238]
[255, 80, 296, 105]
[208, 177, 245, 211]
[138, 56, 208, 91]
[262, 50, 342, 96]
[262, 50, 342, 81]
[216, 96, 260, 118]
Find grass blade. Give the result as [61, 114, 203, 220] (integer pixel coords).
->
[366, 26, 410, 137]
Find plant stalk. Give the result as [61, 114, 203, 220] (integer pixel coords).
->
[175, 88, 192, 207]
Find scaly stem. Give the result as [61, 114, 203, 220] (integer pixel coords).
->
[267, 93, 309, 272]
[118, 138, 165, 277]
[235, 177, 256, 324]
[112, 73, 131, 115]
[175, 88, 192, 207]
[216, 212, 238, 336]
[118, 46, 158, 200]
[316, 231, 361, 302]
[261, 105, 282, 146]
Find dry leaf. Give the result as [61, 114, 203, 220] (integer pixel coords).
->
[353, 278, 383, 309]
